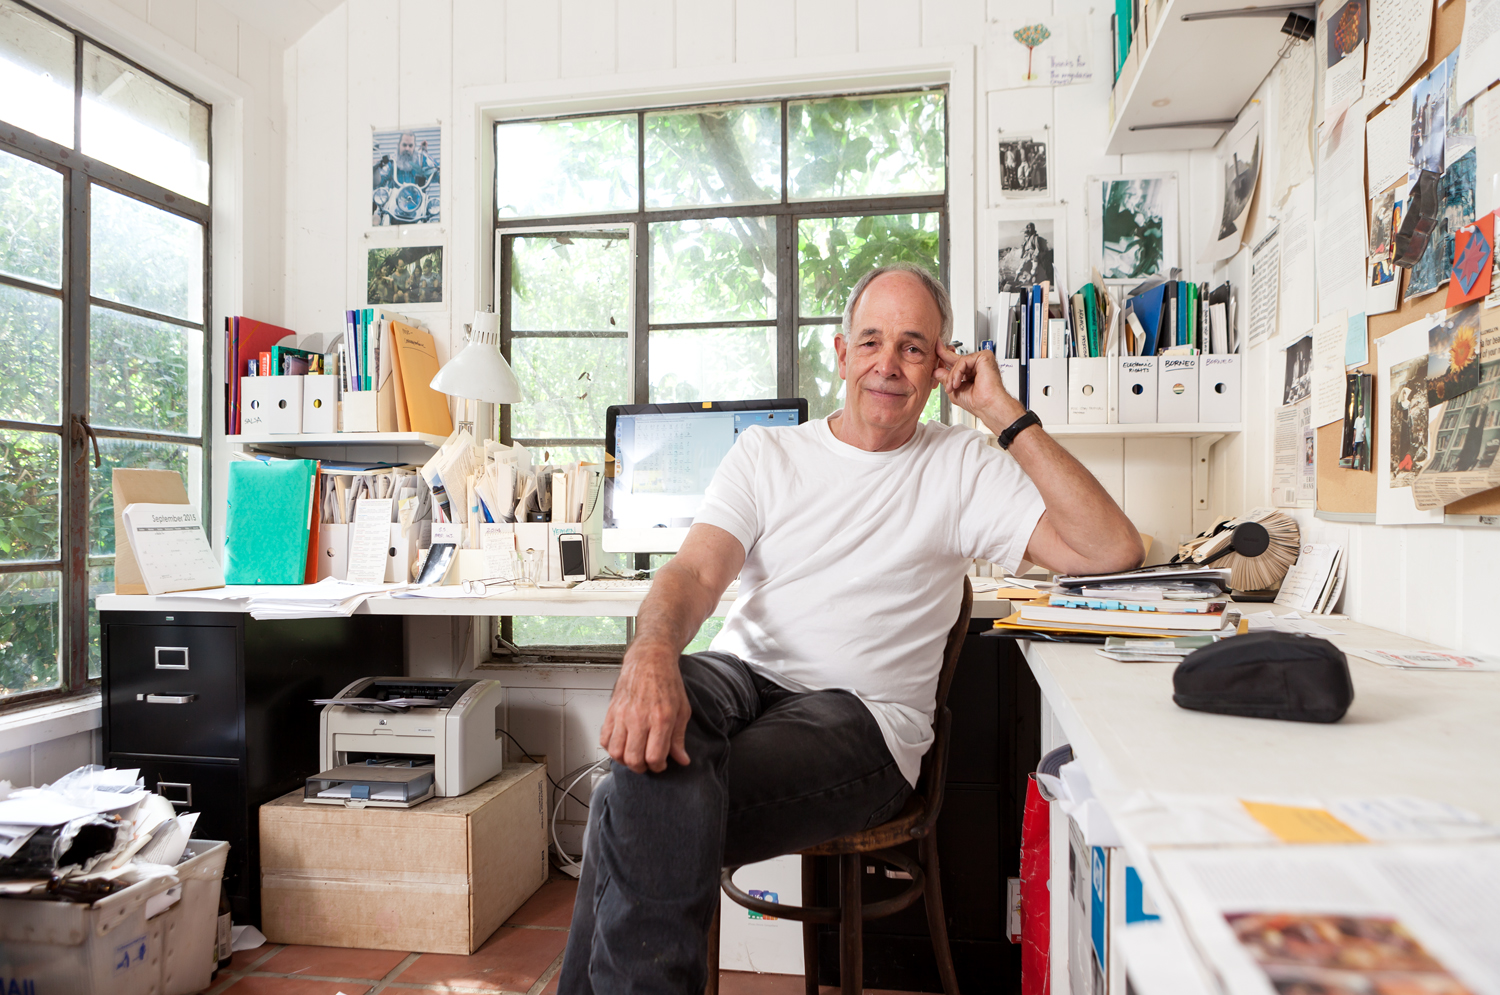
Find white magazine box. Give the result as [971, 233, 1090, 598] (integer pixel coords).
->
[996, 358, 1022, 403]
[1027, 357, 1068, 426]
[1198, 354, 1242, 422]
[1066, 357, 1110, 424]
[240, 376, 303, 434]
[1156, 356, 1200, 423]
[341, 390, 378, 432]
[1116, 357, 1158, 424]
[302, 374, 339, 434]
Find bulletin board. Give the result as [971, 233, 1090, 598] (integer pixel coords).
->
[1315, 0, 1500, 516]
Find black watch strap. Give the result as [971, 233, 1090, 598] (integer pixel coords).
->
[997, 410, 1041, 450]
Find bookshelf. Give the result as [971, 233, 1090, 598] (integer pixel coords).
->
[1047, 423, 1240, 439]
[227, 432, 446, 448]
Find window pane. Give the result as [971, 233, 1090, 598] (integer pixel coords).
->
[788, 91, 945, 201]
[88, 561, 111, 679]
[92, 185, 204, 322]
[512, 234, 631, 331]
[0, 284, 60, 424]
[650, 217, 775, 324]
[0, 430, 58, 563]
[0, 570, 61, 697]
[0, 0, 74, 148]
[798, 213, 941, 318]
[509, 337, 628, 441]
[88, 439, 198, 557]
[645, 103, 780, 209]
[496, 115, 638, 219]
[0, 149, 63, 287]
[513, 616, 625, 646]
[89, 307, 200, 434]
[82, 43, 210, 202]
[649, 327, 776, 403]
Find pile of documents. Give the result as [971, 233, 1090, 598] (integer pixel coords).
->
[171, 578, 402, 620]
[0, 766, 199, 899]
[1094, 635, 1217, 662]
[1271, 541, 1346, 613]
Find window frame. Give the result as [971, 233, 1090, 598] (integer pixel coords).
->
[0, 0, 212, 709]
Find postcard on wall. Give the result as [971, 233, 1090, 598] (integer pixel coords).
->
[992, 208, 1063, 295]
[1409, 57, 1450, 180]
[1283, 333, 1313, 406]
[997, 134, 1049, 199]
[1428, 302, 1482, 406]
[368, 245, 444, 308]
[1446, 212, 1495, 307]
[372, 125, 441, 226]
[1205, 106, 1263, 262]
[1376, 314, 1446, 523]
[1089, 173, 1179, 281]
[1406, 150, 1477, 300]
[986, 8, 1094, 90]
[1322, 0, 1367, 112]
[1411, 309, 1500, 507]
[1339, 372, 1374, 471]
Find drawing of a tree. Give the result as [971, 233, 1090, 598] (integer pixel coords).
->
[1014, 24, 1052, 81]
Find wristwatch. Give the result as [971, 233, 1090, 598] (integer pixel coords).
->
[997, 410, 1041, 450]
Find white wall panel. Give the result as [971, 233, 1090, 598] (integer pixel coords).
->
[1401, 527, 1459, 650]
[1122, 438, 1194, 564]
[794, 0, 856, 58]
[399, 0, 451, 124]
[1058, 438, 1124, 507]
[149, 0, 196, 50]
[857, 0, 919, 52]
[616, 0, 675, 74]
[505, 0, 560, 82]
[561, 0, 617, 78]
[113, 0, 150, 22]
[32, 731, 95, 785]
[1459, 527, 1500, 653]
[736, 0, 795, 61]
[285, 5, 347, 339]
[194, 0, 237, 74]
[0, 746, 29, 787]
[454, 0, 506, 87]
[920, 0, 982, 48]
[677, 0, 733, 69]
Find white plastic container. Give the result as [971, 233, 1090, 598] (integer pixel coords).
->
[0, 839, 228, 995]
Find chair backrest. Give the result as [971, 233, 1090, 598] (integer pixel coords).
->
[911, 577, 974, 828]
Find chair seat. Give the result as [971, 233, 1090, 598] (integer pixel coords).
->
[800, 793, 930, 856]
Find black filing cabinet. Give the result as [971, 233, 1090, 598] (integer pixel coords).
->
[101, 610, 401, 926]
[813, 620, 1041, 994]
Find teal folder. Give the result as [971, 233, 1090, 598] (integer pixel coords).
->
[224, 458, 316, 584]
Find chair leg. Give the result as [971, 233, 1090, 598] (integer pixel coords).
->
[706, 903, 720, 995]
[839, 853, 863, 995]
[920, 833, 961, 995]
[802, 855, 819, 995]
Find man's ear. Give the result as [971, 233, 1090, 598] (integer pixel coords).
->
[833, 332, 849, 380]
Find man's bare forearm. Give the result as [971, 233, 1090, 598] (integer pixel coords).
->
[626, 523, 746, 664]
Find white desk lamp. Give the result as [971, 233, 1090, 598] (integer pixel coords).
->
[430, 309, 521, 435]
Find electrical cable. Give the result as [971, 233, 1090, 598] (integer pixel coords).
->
[552, 758, 611, 878]
[495, 728, 592, 810]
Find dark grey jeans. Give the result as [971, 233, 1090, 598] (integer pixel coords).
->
[557, 651, 912, 995]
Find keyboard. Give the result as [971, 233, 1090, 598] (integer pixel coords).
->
[574, 579, 653, 592]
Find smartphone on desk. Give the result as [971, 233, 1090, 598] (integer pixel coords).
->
[556, 532, 588, 583]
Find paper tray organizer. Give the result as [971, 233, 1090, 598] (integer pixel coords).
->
[305, 760, 436, 808]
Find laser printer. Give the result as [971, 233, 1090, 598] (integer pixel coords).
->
[317, 677, 507, 798]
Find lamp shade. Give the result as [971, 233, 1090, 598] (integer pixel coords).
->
[429, 311, 522, 403]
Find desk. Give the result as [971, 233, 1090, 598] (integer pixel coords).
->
[1019, 613, 1500, 994]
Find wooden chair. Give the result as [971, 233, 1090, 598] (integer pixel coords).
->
[709, 577, 974, 995]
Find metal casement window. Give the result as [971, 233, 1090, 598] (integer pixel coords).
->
[0, 0, 212, 708]
[493, 87, 950, 460]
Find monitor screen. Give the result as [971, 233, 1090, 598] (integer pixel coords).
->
[603, 399, 807, 552]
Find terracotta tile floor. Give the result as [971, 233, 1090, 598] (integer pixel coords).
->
[200, 876, 922, 995]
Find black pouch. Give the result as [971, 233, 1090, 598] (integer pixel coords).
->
[1172, 631, 1353, 723]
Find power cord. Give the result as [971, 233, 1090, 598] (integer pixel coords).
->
[496, 727, 592, 810]
[552, 759, 611, 879]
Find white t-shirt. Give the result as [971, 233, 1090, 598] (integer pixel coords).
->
[695, 414, 1047, 785]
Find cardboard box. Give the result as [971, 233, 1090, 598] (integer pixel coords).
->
[259, 763, 548, 954]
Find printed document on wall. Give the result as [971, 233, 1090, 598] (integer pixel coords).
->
[1273, 41, 1316, 206]
[1312, 310, 1350, 427]
[1315, 105, 1369, 322]
[1249, 227, 1281, 346]
[1273, 400, 1314, 507]
[1365, 0, 1432, 105]
[1278, 184, 1317, 339]
[1455, 0, 1500, 106]
[1366, 98, 1413, 195]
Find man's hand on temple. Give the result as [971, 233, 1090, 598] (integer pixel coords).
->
[934, 341, 1026, 433]
[601, 641, 692, 774]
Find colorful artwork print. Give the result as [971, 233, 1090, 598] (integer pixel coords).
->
[1390, 356, 1431, 485]
[1428, 302, 1481, 406]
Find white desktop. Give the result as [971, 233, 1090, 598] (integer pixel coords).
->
[601, 398, 807, 554]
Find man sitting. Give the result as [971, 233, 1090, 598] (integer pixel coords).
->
[558, 263, 1143, 995]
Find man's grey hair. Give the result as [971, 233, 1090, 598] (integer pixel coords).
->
[840, 262, 954, 344]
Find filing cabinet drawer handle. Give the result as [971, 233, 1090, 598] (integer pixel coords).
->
[156, 782, 192, 808]
[142, 693, 197, 704]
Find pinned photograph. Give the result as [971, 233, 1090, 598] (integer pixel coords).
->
[1406, 151, 1476, 300]
[1390, 356, 1431, 486]
[1325, 0, 1368, 67]
[998, 135, 1049, 197]
[995, 218, 1056, 292]
[1409, 59, 1449, 179]
[1283, 334, 1313, 405]
[1445, 211, 1494, 308]
[1339, 373, 1373, 471]
[1427, 302, 1481, 407]
[1369, 189, 1397, 287]
[368, 245, 444, 306]
[372, 125, 441, 226]
[1091, 173, 1178, 280]
[1206, 108, 1262, 261]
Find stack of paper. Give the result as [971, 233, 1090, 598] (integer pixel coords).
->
[1272, 542, 1346, 613]
[170, 579, 403, 620]
[1095, 635, 1218, 662]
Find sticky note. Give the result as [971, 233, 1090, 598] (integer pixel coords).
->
[1240, 801, 1369, 843]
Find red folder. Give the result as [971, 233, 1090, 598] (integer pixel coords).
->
[228, 317, 298, 433]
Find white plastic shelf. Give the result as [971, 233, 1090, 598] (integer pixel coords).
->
[227, 432, 446, 448]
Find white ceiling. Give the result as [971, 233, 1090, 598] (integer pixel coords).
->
[211, 0, 344, 49]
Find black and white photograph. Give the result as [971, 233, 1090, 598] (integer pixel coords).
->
[1090, 173, 1178, 280]
[1283, 333, 1313, 405]
[1409, 58, 1449, 179]
[998, 135, 1049, 197]
[995, 218, 1056, 293]
[368, 245, 444, 306]
[1206, 108, 1262, 261]
[372, 125, 441, 226]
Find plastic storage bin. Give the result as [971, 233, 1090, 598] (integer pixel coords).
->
[0, 838, 228, 995]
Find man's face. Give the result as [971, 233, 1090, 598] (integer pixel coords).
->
[399, 134, 416, 156]
[833, 271, 943, 437]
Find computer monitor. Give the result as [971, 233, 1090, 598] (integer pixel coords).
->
[602, 398, 809, 554]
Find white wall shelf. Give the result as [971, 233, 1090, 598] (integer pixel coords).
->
[1047, 423, 1240, 438]
[227, 432, 446, 448]
[1106, 0, 1291, 155]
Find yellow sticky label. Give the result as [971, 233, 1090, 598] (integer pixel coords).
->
[1241, 801, 1369, 844]
[703, 401, 712, 408]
